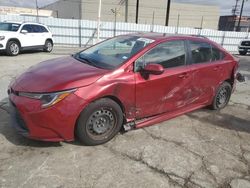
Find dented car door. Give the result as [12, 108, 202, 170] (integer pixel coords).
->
[134, 40, 194, 119]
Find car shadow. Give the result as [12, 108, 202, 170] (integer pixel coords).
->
[0, 97, 62, 147]
[187, 107, 250, 134]
[0, 49, 45, 56]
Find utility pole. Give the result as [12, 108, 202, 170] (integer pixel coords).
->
[135, 0, 139, 24]
[111, 8, 117, 36]
[35, 0, 39, 22]
[165, 0, 171, 26]
[237, 0, 246, 31]
[78, 0, 82, 47]
[232, 0, 240, 31]
[97, 0, 102, 42]
[125, 0, 128, 22]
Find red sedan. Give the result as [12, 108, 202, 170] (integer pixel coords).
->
[8, 33, 239, 145]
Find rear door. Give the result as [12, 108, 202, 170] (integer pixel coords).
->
[135, 40, 194, 119]
[30, 24, 45, 46]
[188, 40, 224, 105]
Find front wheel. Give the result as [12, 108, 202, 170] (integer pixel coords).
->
[211, 82, 232, 110]
[76, 98, 123, 145]
[6, 41, 20, 56]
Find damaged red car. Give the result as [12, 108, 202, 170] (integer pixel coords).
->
[8, 33, 239, 145]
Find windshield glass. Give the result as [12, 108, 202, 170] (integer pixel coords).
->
[77, 36, 155, 69]
[0, 22, 21, 32]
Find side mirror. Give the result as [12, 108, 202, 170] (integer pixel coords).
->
[142, 63, 164, 75]
[21, 30, 28, 34]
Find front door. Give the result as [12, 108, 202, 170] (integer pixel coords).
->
[19, 24, 37, 47]
[135, 40, 194, 119]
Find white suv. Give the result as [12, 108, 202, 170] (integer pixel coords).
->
[238, 39, 250, 55]
[0, 21, 54, 56]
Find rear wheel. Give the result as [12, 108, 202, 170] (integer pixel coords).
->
[6, 41, 20, 56]
[76, 98, 123, 145]
[43, 40, 53, 52]
[239, 51, 247, 55]
[211, 82, 232, 110]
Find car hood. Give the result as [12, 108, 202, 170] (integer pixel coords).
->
[11, 56, 109, 92]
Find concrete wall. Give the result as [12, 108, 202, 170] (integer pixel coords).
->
[0, 6, 53, 17]
[44, 0, 219, 30]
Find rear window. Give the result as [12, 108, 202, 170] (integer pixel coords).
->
[39, 25, 48, 32]
[211, 47, 225, 61]
[189, 41, 212, 64]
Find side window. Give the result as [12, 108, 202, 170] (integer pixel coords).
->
[211, 47, 225, 61]
[135, 40, 186, 70]
[40, 26, 48, 32]
[32, 25, 41, 33]
[189, 41, 212, 64]
[21, 24, 33, 33]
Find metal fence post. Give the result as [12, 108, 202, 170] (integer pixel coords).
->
[175, 14, 180, 34]
[150, 11, 155, 32]
[221, 31, 226, 46]
[78, 19, 82, 47]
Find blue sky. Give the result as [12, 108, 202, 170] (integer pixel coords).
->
[0, 0, 250, 16]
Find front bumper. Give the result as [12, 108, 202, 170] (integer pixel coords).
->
[8, 92, 87, 142]
[0, 40, 7, 50]
[238, 46, 250, 51]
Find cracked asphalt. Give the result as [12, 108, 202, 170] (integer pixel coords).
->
[0, 48, 250, 188]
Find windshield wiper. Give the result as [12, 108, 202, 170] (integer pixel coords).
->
[74, 53, 102, 68]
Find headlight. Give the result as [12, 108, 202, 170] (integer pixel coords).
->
[0, 36, 5, 41]
[19, 89, 76, 108]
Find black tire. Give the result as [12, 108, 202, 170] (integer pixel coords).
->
[239, 51, 247, 55]
[6, 41, 20, 56]
[76, 98, 123, 146]
[211, 82, 232, 110]
[43, 40, 53, 52]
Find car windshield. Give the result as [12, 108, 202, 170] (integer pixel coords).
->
[0, 22, 21, 32]
[76, 36, 155, 69]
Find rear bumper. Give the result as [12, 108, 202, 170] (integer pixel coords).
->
[8, 92, 87, 142]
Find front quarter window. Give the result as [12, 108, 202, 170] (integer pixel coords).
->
[77, 36, 154, 69]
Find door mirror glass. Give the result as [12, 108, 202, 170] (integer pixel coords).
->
[21, 29, 28, 34]
[142, 63, 164, 75]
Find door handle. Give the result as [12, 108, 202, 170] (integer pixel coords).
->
[213, 67, 219, 71]
[178, 73, 189, 79]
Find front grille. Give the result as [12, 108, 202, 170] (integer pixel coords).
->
[15, 108, 28, 131]
[241, 41, 250, 46]
[9, 100, 29, 132]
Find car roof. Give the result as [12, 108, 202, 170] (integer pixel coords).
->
[2, 20, 23, 24]
[125, 32, 208, 42]
[2, 21, 46, 26]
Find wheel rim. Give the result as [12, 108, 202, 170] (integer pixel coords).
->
[216, 86, 230, 108]
[86, 108, 117, 140]
[47, 42, 52, 51]
[10, 43, 19, 55]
